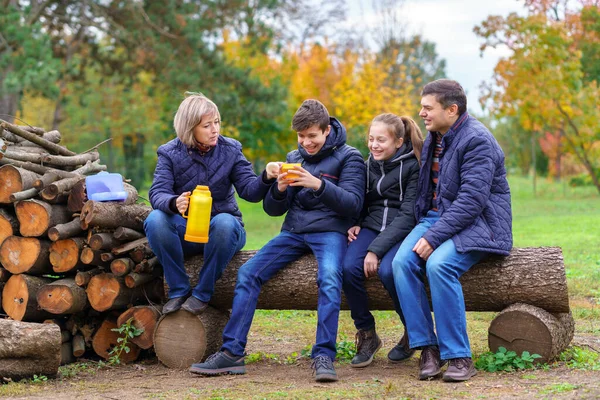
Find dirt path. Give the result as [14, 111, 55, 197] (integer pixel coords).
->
[5, 348, 600, 399]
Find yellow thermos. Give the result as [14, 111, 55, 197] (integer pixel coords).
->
[182, 185, 212, 243]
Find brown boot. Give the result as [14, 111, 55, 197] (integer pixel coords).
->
[418, 346, 444, 380]
[350, 328, 382, 368]
[443, 357, 476, 382]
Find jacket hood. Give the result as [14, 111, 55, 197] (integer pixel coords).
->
[298, 117, 347, 162]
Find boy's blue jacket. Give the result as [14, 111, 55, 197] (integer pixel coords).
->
[264, 117, 366, 235]
[415, 113, 513, 255]
[148, 135, 273, 225]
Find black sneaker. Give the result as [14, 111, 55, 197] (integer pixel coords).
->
[351, 328, 382, 368]
[387, 332, 416, 363]
[311, 355, 338, 382]
[189, 351, 246, 376]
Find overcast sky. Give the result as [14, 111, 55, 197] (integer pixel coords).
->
[346, 0, 527, 114]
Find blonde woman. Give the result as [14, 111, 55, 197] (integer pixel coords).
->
[144, 93, 279, 315]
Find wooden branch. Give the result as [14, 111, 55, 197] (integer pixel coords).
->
[9, 187, 39, 202]
[111, 237, 149, 256]
[48, 218, 84, 241]
[113, 227, 145, 241]
[80, 201, 151, 231]
[0, 122, 73, 155]
[89, 232, 123, 251]
[42, 151, 99, 166]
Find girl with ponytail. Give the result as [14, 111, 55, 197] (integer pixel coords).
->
[342, 113, 424, 368]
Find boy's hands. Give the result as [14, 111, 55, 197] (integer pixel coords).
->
[266, 162, 282, 180]
[363, 251, 379, 278]
[413, 237, 433, 260]
[347, 226, 360, 242]
[286, 165, 322, 190]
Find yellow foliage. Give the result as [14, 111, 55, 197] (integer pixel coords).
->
[16, 92, 56, 129]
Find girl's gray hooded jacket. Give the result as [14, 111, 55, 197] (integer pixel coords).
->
[361, 142, 420, 258]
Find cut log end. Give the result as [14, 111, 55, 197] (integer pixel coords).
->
[488, 303, 575, 363]
[154, 307, 229, 369]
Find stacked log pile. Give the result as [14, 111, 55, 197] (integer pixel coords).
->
[0, 120, 164, 379]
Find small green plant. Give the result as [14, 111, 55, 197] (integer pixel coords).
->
[335, 336, 356, 362]
[30, 375, 48, 384]
[474, 347, 541, 372]
[560, 346, 600, 370]
[245, 351, 279, 364]
[59, 362, 97, 378]
[107, 317, 144, 365]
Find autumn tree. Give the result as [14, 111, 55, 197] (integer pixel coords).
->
[475, 0, 600, 192]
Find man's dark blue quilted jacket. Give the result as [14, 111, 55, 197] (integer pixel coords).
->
[263, 117, 366, 235]
[416, 114, 513, 255]
[148, 135, 273, 225]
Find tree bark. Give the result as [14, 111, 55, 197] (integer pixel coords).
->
[80, 201, 151, 231]
[0, 164, 41, 203]
[15, 199, 72, 237]
[488, 303, 575, 362]
[86, 272, 163, 312]
[2, 274, 54, 321]
[33, 171, 60, 190]
[0, 267, 11, 282]
[91, 316, 140, 363]
[154, 307, 229, 369]
[134, 256, 160, 274]
[67, 179, 87, 212]
[124, 271, 159, 288]
[0, 319, 61, 380]
[72, 334, 86, 357]
[89, 232, 123, 251]
[0, 236, 52, 275]
[9, 187, 40, 202]
[129, 244, 154, 263]
[0, 207, 18, 245]
[48, 218, 84, 241]
[49, 237, 87, 273]
[117, 305, 162, 350]
[181, 247, 570, 313]
[113, 226, 145, 242]
[61, 342, 75, 365]
[42, 151, 99, 166]
[37, 278, 89, 315]
[111, 237, 149, 256]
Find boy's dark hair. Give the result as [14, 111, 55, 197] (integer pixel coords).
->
[421, 79, 467, 115]
[291, 99, 330, 132]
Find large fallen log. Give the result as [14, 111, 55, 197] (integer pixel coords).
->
[183, 247, 569, 313]
[0, 319, 61, 380]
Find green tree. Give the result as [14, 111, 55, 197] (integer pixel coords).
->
[0, 3, 60, 123]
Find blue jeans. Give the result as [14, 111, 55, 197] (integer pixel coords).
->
[221, 230, 346, 361]
[392, 211, 487, 360]
[144, 210, 246, 302]
[342, 227, 404, 331]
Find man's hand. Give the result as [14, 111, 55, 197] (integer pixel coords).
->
[266, 162, 282, 180]
[177, 192, 192, 215]
[287, 165, 322, 190]
[413, 237, 434, 260]
[363, 251, 379, 278]
[347, 226, 360, 242]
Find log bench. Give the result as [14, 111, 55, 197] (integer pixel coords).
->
[154, 246, 574, 369]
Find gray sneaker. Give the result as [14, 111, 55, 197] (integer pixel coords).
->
[311, 355, 338, 382]
[351, 328, 382, 368]
[189, 351, 245, 376]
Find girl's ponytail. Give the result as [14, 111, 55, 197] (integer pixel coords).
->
[400, 116, 424, 164]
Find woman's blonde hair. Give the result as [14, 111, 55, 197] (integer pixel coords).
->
[369, 113, 424, 163]
[174, 92, 221, 147]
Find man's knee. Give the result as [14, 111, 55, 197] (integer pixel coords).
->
[144, 209, 170, 233]
[210, 213, 240, 238]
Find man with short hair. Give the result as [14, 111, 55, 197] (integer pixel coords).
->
[392, 79, 512, 382]
[191, 99, 366, 382]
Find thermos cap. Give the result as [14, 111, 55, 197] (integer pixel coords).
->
[195, 185, 210, 191]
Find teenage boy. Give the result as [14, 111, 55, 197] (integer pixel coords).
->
[392, 79, 512, 382]
[189, 99, 365, 382]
